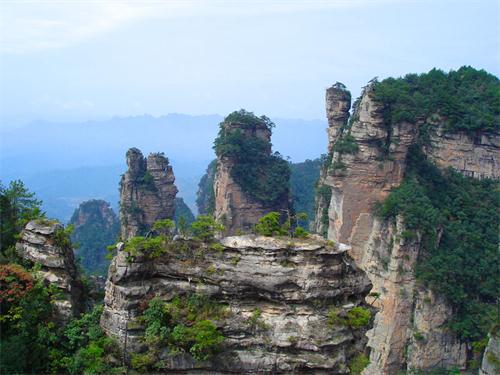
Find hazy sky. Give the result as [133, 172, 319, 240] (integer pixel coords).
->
[1, 0, 498, 127]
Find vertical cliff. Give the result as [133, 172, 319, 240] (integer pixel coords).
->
[119, 148, 178, 240]
[314, 71, 499, 374]
[213, 111, 290, 234]
[16, 220, 83, 322]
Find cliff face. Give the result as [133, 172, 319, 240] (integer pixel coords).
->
[314, 83, 499, 374]
[70, 199, 120, 275]
[16, 220, 83, 322]
[480, 333, 500, 375]
[213, 122, 289, 234]
[101, 235, 372, 373]
[120, 148, 178, 240]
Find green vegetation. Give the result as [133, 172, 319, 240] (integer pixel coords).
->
[0, 262, 124, 374]
[315, 182, 332, 238]
[254, 211, 309, 238]
[327, 306, 371, 329]
[371, 66, 500, 133]
[0, 180, 44, 262]
[190, 215, 225, 242]
[196, 160, 217, 215]
[289, 157, 323, 229]
[174, 197, 195, 227]
[213, 109, 290, 205]
[121, 215, 225, 262]
[349, 353, 370, 375]
[333, 134, 359, 154]
[69, 200, 120, 275]
[133, 294, 226, 370]
[376, 145, 499, 341]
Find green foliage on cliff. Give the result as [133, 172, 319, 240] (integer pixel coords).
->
[254, 211, 309, 238]
[174, 197, 195, 227]
[213, 110, 290, 206]
[196, 160, 217, 215]
[222, 108, 275, 131]
[371, 66, 500, 133]
[0, 180, 44, 261]
[190, 215, 225, 242]
[134, 294, 226, 369]
[376, 145, 499, 341]
[69, 200, 120, 276]
[289, 157, 323, 229]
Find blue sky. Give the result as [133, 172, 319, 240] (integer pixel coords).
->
[0, 0, 498, 127]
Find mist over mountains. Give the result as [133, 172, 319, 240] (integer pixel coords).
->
[0, 113, 327, 221]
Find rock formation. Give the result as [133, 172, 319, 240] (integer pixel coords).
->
[16, 219, 83, 322]
[120, 148, 178, 240]
[101, 235, 372, 373]
[213, 119, 290, 234]
[313, 82, 499, 374]
[69, 199, 120, 275]
[480, 333, 500, 375]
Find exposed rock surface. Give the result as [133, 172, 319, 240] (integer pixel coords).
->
[101, 235, 372, 373]
[213, 122, 289, 235]
[313, 82, 499, 374]
[120, 148, 178, 240]
[480, 333, 500, 375]
[16, 220, 83, 322]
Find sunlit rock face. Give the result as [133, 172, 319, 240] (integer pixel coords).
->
[119, 148, 178, 240]
[16, 219, 84, 323]
[101, 234, 372, 373]
[313, 82, 499, 374]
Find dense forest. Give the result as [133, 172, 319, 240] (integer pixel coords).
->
[69, 200, 120, 275]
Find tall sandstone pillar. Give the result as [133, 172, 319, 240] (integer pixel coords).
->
[314, 80, 499, 374]
[213, 119, 290, 235]
[119, 148, 178, 240]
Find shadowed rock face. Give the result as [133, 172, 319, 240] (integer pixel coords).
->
[101, 235, 372, 373]
[16, 220, 83, 323]
[119, 148, 178, 240]
[213, 122, 289, 235]
[313, 82, 499, 374]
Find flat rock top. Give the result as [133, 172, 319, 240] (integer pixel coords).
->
[25, 219, 63, 235]
[220, 234, 349, 252]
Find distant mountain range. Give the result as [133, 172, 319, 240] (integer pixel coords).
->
[0, 113, 327, 222]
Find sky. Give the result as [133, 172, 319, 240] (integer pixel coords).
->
[0, 0, 499, 127]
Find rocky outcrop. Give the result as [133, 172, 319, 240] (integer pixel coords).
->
[16, 220, 83, 322]
[313, 82, 499, 374]
[70, 199, 120, 274]
[101, 235, 372, 373]
[120, 148, 178, 240]
[213, 122, 289, 234]
[480, 333, 500, 375]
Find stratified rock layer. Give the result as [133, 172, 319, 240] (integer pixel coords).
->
[16, 220, 83, 322]
[314, 83, 499, 374]
[120, 148, 178, 240]
[101, 235, 372, 373]
[213, 122, 289, 235]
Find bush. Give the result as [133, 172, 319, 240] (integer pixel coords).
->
[254, 212, 285, 236]
[190, 215, 225, 242]
[346, 307, 371, 328]
[349, 353, 370, 375]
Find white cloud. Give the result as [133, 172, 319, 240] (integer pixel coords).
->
[0, 0, 397, 54]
